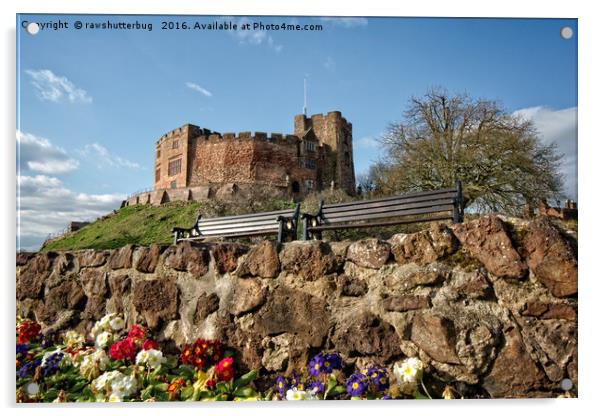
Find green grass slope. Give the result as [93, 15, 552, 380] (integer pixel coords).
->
[41, 202, 205, 251]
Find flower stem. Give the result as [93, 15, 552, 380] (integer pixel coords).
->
[420, 380, 432, 399]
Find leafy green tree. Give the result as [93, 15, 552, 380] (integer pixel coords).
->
[372, 88, 564, 214]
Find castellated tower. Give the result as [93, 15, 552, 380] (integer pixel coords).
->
[147, 111, 356, 205]
[294, 111, 356, 195]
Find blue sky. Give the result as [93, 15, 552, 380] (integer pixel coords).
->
[16, 15, 577, 250]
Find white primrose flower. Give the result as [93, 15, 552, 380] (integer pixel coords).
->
[110, 374, 138, 399]
[109, 316, 125, 331]
[95, 331, 113, 349]
[80, 349, 109, 380]
[286, 388, 310, 401]
[393, 357, 425, 385]
[63, 330, 85, 348]
[91, 313, 119, 338]
[93, 370, 124, 391]
[108, 394, 122, 402]
[135, 348, 166, 369]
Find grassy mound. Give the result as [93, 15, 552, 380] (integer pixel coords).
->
[41, 202, 206, 251]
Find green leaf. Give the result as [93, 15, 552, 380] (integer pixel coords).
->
[233, 386, 256, 398]
[177, 365, 195, 380]
[165, 356, 178, 369]
[414, 391, 430, 400]
[155, 391, 168, 402]
[216, 381, 229, 394]
[43, 388, 58, 402]
[233, 369, 257, 389]
[154, 382, 169, 392]
[180, 386, 194, 401]
[140, 385, 154, 401]
[326, 385, 347, 398]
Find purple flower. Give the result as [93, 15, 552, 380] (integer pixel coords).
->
[309, 380, 324, 395]
[323, 353, 342, 373]
[16, 344, 27, 356]
[288, 371, 301, 388]
[40, 331, 58, 349]
[382, 395, 392, 400]
[41, 352, 64, 377]
[309, 354, 325, 377]
[17, 358, 40, 378]
[275, 376, 288, 395]
[346, 373, 367, 397]
[366, 366, 389, 391]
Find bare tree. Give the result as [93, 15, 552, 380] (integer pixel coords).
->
[374, 88, 564, 214]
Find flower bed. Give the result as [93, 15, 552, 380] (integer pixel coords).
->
[16, 315, 437, 402]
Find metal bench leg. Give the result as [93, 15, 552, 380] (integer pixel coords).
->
[302, 217, 310, 241]
[277, 221, 284, 243]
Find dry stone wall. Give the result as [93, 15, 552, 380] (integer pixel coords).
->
[16, 215, 577, 398]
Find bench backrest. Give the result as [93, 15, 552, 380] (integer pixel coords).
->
[196, 206, 299, 237]
[318, 183, 463, 224]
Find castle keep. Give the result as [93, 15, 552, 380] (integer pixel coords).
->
[125, 111, 355, 206]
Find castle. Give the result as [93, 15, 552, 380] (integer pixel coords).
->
[123, 111, 356, 206]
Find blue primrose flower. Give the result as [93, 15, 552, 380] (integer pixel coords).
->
[41, 352, 64, 377]
[309, 380, 324, 395]
[16, 344, 28, 356]
[366, 366, 389, 391]
[323, 353, 342, 373]
[288, 371, 306, 390]
[309, 354, 325, 377]
[346, 373, 367, 397]
[275, 376, 289, 395]
[17, 358, 41, 378]
[40, 331, 58, 349]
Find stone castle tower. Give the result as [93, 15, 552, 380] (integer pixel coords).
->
[125, 111, 356, 206]
[293, 111, 356, 195]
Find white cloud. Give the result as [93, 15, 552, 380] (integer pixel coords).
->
[355, 136, 380, 149]
[17, 130, 80, 174]
[513, 106, 578, 200]
[80, 143, 142, 170]
[318, 17, 369, 28]
[227, 17, 284, 52]
[17, 175, 125, 251]
[25, 69, 92, 103]
[324, 56, 336, 72]
[186, 82, 213, 97]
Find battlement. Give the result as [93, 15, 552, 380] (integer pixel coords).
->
[156, 124, 213, 145]
[196, 131, 301, 146]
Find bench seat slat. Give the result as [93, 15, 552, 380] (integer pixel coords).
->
[322, 197, 456, 217]
[199, 223, 282, 235]
[322, 192, 458, 213]
[199, 218, 280, 231]
[308, 214, 453, 231]
[199, 212, 294, 227]
[322, 188, 456, 210]
[322, 204, 454, 224]
[179, 229, 278, 241]
[198, 208, 295, 224]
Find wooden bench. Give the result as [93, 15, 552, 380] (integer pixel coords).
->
[173, 204, 300, 244]
[302, 181, 464, 240]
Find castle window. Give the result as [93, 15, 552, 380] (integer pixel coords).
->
[305, 179, 314, 190]
[156, 149, 161, 158]
[345, 151, 351, 167]
[170, 181, 177, 189]
[305, 159, 316, 170]
[172, 139, 179, 149]
[305, 141, 316, 152]
[155, 167, 161, 182]
[168, 158, 182, 176]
